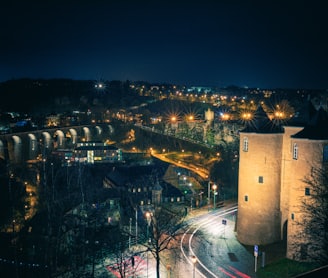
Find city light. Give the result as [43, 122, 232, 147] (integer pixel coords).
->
[242, 112, 252, 120]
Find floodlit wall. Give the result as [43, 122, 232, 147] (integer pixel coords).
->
[237, 132, 283, 245]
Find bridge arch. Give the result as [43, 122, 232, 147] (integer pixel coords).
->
[0, 124, 113, 164]
[28, 133, 39, 160]
[53, 130, 65, 148]
[12, 135, 23, 163]
[82, 127, 91, 141]
[68, 128, 78, 144]
[95, 125, 102, 136]
[0, 140, 5, 160]
[108, 124, 114, 134]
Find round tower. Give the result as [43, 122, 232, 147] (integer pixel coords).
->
[237, 105, 283, 245]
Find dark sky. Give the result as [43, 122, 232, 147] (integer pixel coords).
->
[1, 0, 327, 89]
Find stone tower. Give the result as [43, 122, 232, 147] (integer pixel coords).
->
[237, 100, 328, 262]
[237, 105, 284, 245]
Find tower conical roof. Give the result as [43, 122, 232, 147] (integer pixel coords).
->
[241, 105, 283, 133]
[287, 99, 317, 127]
[292, 107, 328, 140]
[153, 179, 162, 191]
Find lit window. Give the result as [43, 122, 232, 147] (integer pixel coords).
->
[258, 176, 263, 183]
[293, 143, 298, 160]
[243, 137, 248, 152]
[305, 187, 310, 196]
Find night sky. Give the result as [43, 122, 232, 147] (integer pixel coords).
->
[1, 0, 327, 89]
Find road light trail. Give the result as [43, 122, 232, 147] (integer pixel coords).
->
[180, 206, 238, 278]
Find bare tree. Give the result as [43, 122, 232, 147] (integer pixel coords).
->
[292, 166, 328, 264]
[142, 204, 186, 278]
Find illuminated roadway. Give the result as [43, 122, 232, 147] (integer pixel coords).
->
[179, 204, 255, 278]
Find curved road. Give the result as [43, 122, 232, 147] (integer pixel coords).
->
[180, 204, 256, 278]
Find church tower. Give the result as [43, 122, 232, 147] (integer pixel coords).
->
[152, 179, 163, 206]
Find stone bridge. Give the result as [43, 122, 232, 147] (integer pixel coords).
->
[0, 124, 114, 164]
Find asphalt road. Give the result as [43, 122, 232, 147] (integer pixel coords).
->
[178, 204, 258, 278]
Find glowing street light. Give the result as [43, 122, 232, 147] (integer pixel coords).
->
[207, 181, 216, 211]
[212, 184, 217, 210]
[275, 111, 284, 118]
[145, 211, 151, 240]
[242, 112, 252, 119]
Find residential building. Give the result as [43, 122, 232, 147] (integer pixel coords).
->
[74, 141, 123, 164]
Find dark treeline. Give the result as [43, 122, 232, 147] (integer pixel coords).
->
[0, 78, 151, 114]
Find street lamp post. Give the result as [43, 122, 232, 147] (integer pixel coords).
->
[145, 212, 151, 240]
[207, 181, 211, 211]
[129, 218, 132, 249]
[145, 213, 152, 278]
[135, 208, 138, 244]
[191, 255, 197, 278]
[212, 184, 217, 210]
[147, 238, 151, 278]
[147, 245, 149, 278]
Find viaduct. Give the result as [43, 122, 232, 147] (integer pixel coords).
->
[0, 124, 114, 164]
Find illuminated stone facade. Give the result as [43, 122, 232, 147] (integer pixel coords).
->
[237, 103, 328, 262]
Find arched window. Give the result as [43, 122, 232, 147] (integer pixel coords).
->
[243, 137, 248, 152]
[293, 143, 298, 160]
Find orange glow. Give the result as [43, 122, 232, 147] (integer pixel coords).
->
[242, 113, 252, 119]
[275, 111, 284, 118]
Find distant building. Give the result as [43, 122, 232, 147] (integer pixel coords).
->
[237, 101, 328, 262]
[74, 141, 123, 164]
[103, 162, 183, 207]
[52, 149, 74, 163]
[45, 113, 60, 127]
